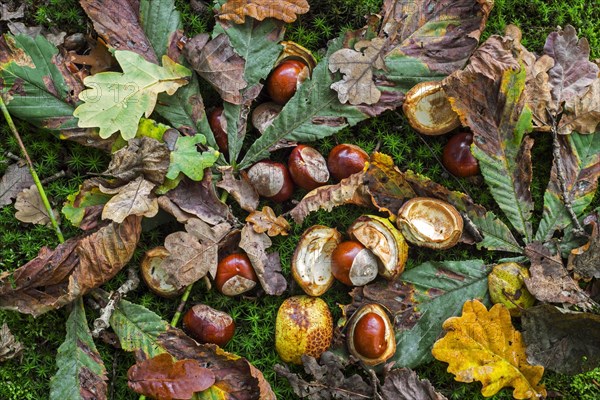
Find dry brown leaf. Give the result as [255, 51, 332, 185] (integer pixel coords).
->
[100, 177, 158, 223]
[525, 55, 554, 129]
[238, 224, 287, 295]
[1, 3, 24, 21]
[0, 323, 25, 362]
[329, 38, 386, 105]
[127, 353, 215, 400]
[568, 214, 600, 280]
[68, 38, 117, 75]
[0, 216, 142, 316]
[103, 137, 170, 185]
[217, 0, 309, 24]
[559, 77, 600, 134]
[381, 368, 447, 400]
[216, 166, 259, 212]
[14, 185, 60, 226]
[432, 300, 546, 399]
[246, 206, 290, 237]
[0, 163, 33, 206]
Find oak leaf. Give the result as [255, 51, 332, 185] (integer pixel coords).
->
[0, 163, 33, 206]
[0, 323, 24, 362]
[216, 167, 259, 212]
[104, 137, 170, 185]
[246, 206, 290, 237]
[217, 0, 309, 24]
[329, 38, 386, 105]
[100, 177, 158, 224]
[15, 185, 60, 226]
[381, 368, 447, 400]
[432, 300, 546, 399]
[166, 134, 220, 181]
[127, 353, 215, 400]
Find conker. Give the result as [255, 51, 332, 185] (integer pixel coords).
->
[247, 160, 294, 203]
[288, 145, 330, 191]
[207, 106, 228, 153]
[266, 59, 309, 105]
[331, 241, 378, 287]
[442, 131, 479, 177]
[183, 304, 235, 347]
[327, 144, 368, 181]
[353, 312, 388, 359]
[214, 253, 258, 296]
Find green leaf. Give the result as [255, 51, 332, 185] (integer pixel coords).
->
[62, 184, 112, 228]
[470, 211, 524, 253]
[49, 298, 107, 400]
[535, 132, 600, 241]
[166, 135, 220, 181]
[140, 0, 181, 60]
[0, 33, 79, 131]
[110, 299, 170, 358]
[395, 260, 491, 367]
[73, 50, 191, 140]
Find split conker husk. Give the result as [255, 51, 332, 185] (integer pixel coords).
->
[347, 303, 396, 366]
[288, 145, 330, 191]
[247, 160, 294, 203]
[214, 253, 258, 296]
[183, 304, 235, 347]
[140, 247, 185, 298]
[402, 81, 460, 136]
[442, 131, 479, 177]
[327, 144, 368, 181]
[330, 241, 378, 287]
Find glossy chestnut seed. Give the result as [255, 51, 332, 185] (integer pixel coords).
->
[266, 59, 309, 105]
[327, 144, 369, 181]
[214, 253, 258, 296]
[247, 161, 294, 203]
[183, 304, 235, 347]
[442, 132, 479, 177]
[331, 241, 378, 287]
[288, 145, 330, 191]
[353, 312, 388, 359]
[208, 106, 228, 152]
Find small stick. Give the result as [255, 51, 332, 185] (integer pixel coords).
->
[4, 152, 22, 163]
[170, 282, 194, 327]
[41, 170, 67, 184]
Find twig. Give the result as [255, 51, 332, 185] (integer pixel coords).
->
[3, 151, 22, 163]
[0, 95, 64, 243]
[170, 282, 194, 327]
[40, 170, 67, 184]
[91, 266, 140, 338]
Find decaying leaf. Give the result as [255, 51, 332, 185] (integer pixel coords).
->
[166, 134, 220, 181]
[432, 300, 546, 399]
[74, 50, 191, 140]
[238, 224, 287, 295]
[329, 38, 386, 105]
[15, 185, 60, 226]
[521, 304, 600, 375]
[0, 323, 24, 362]
[104, 137, 170, 185]
[289, 171, 371, 224]
[217, 0, 309, 24]
[343, 260, 490, 368]
[443, 34, 535, 242]
[62, 178, 113, 230]
[1, 2, 24, 21]
[0, 163, 33, 207]
[167, 172, 234, 226]
[559, 76, 600, 135]
[127, 353, 215, 400]
[184, 33, 247, 105]
[274, 352, 372, 399]
[568, 214, 600, 279]
[110, 299, 274, 399]
[68, 38, 117, 75]
[100, 177, 158, 224]
[216, 166, 259, 212]
[161, 218, 232, 288]
[246, 206, 290, 237]
[524, 242, 592, 307]
[0, 216, 142, 316]
[49, 299, 107, 400]
[381, 368, 447, 400]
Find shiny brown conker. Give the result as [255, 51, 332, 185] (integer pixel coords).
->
[183, 304, 235, 347]
[330, 241, 378, 287]
[442, 131, 480, 177]
[288, 145, 330, 191]
[214, 253, 258, 296]
[266, 59, 309, 105]
[247, 160, 294, 203]
[327, 144, 369, 181]
[207, 106, 228, 153]
[352, 312, 388, 359]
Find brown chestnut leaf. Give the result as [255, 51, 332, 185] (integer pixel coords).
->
[216, 166, 259, 212]
[381, 368, 447, 400]
[238, 224, 287, 295]
[0, 323, 25, 362]
[524, 242, 594, 308]
[99, 176, 159, 224]
[127, 353, 215, 400]
[329, 38, 386, 105]
[246, 206, 290, 237]
[184, 33, 247, 105]
[0, 215, 141, 316]
[521, 304, 600, 375]
[103, 137, 170, 185]
[14, 185, 60, 227]
[217, 0, 309, 24]
[274, 351, 372, 399]
[0, 163, 33, 207]
[289, 171, 372, 224]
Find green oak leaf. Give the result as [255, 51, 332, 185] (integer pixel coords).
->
[73, 50, 191, 140]
[166, 135, 220, 181]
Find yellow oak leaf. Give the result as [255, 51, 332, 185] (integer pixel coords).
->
[217, 0, 309, 24]
[432, 299, 546, 399]
[246, 206, 290, 237]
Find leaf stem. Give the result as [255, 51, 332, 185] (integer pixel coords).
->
[170, 283, 194, 327]
[0, 95, 64, 243]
